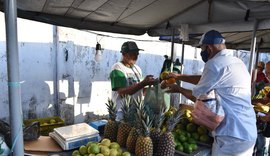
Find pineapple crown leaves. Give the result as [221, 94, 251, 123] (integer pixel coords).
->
[141, 115, 153, 137]
[133, 96, 143, 111]
[105, 98, 117, 121]
[166, 110, 184, 132]
[153, 107, 166, 130]
[120, 95, 131, 123]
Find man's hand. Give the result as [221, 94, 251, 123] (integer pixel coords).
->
[164, 84, 181, 93]
[141, 75, 158, 86]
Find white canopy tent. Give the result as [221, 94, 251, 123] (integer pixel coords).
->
[2, 0, 270, 155]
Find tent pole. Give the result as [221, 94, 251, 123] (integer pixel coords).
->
[248, 20, 258, 74]
[249, 20, 258, 97]
[170, 28, 175, 72]
[53, 26, 60, 116]
[179, 41, 185, 103]
[181, 42, 185, 74]
[4, 0, 24, 155]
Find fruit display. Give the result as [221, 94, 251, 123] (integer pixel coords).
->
[71, 138, 131, 156]
[173, 108, 213, 154]
[95, 100, 212, 156]
[104, 99, 118, 142]
[24, 116, 64, 135]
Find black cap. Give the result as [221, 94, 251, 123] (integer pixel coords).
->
[120, 41, 143, 53]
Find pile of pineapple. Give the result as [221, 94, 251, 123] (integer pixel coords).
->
[102, 96, 183, 156]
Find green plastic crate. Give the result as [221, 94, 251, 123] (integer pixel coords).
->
[24, 116, 65, 136]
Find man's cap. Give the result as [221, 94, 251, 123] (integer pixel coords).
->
[198, 30, 225, 46]
[120, 41, 143, 53]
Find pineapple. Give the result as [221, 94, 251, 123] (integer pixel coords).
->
[117, 95, 132, 147]
[103, 98, 118, 142]
[126, 97, 143, 153]
[135, 106, 153, 156]
[150, 107, 166, 155]
[156, 110, 183, 156]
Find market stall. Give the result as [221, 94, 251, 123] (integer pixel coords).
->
[2, 0, 270, 155]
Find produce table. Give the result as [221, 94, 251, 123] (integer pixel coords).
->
[47, 146, 211, 156]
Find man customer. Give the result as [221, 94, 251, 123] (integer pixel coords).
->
[109, 41, 157, 121]
[163, 30, 257, 155]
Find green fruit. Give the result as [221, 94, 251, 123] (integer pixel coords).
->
[190, 143, 198, 151]
[184, 144, 193, 154]
[197, 126, 207, 135]
[79, 146, 87, 155]
[100, 146, 110, 156]
[199, 134, 211, 143]
[122, 151, 131, 156]
[191, 132, 200, 140]
[186, 123, 197, 133]
[109, 149, 118, 156]
[187, 138, 196, 144]
[175, 144, 184, 152]
[72, 150, 80, 156]
[88, 144, 100, 154]
[96, 154, 104, 156]
[86, 142, 94, 148]
[178, 135, 187, 143]
[50, 119, 56, 124]
[109, 142, 120, 150]
[101, 138, 111, 147]
[117, 148, 123, 155]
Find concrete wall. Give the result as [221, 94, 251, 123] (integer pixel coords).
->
[2, 13, 267, 124]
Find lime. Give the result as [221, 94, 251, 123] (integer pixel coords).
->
[175, 144, 184, 151]
[190, 143, 198, 151]
[72, 150, 80, 156]
[100, 146, 110, 156]
[191, 132, 200, 140]
[178, 135, 187, 143]
[109, 142, 120, 149]
[187, 138, 196, 144]
[184, 144, 193, 154]
[79, 145, 87, 155]
[122, 151, 131, 156]
[186, 123, 197, 133]
[197, 126, 207, 135]
[88, 144, 100, 154]
[199, 134, 211, 143]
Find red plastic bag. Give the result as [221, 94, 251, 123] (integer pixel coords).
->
[191, 90, 225, 131]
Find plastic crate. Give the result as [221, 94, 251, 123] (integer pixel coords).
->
[24, 116, 65, 136]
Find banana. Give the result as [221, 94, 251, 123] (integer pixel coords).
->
[254, 104, 270, 113]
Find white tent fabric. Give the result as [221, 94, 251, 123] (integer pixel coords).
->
[1, 0, 270, 49]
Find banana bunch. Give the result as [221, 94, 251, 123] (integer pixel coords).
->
[254, 86, 270, 99]
[181, 109, 192, 122]
[254, 104, 270, 113]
